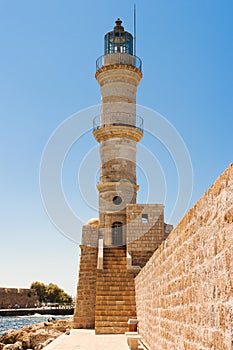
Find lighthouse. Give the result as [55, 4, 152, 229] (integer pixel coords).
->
[73, 19, 172, 334]
[94, 18, 143, 246]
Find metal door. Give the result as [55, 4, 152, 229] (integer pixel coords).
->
[112, 222, 123, 246]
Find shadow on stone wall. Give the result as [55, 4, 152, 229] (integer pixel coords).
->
[135, 163, 233, 350]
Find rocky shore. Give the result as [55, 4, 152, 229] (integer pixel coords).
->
[0, 318, 72, 350]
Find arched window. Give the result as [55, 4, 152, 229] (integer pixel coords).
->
[112, 222, 123, 246]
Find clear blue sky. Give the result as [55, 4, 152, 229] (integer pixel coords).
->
[0, 0, 232, 296]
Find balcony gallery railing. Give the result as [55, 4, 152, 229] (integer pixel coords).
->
[96, 53, 142, 71]
[93, 112, 143, 133]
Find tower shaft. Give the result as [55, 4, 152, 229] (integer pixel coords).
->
[94, 20, 143, 246]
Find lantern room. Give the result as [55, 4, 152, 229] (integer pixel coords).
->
[104, 18, 133, 55]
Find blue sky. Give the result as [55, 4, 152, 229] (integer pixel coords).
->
[0, 0, 232, 296]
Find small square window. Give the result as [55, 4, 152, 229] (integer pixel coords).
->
[142, 214, 149, 223]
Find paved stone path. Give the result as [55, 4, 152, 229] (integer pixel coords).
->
[43, 329, 129, 350]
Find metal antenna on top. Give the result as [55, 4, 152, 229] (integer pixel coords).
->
[134, 4, 136, 56]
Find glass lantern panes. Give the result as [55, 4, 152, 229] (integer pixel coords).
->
[104, 31, 133, 55]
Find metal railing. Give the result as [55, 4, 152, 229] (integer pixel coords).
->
[93, 112, 143, 132]
[96, 53, 142, 71]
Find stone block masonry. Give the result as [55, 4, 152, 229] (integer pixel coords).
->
[0, 288, 39, 308]
[73, 246, 98, 329]
[135, 164, 233, 350]
[127, 204, 168, 268]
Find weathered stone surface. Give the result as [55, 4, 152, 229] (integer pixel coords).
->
[0, 289, 38, 309]
[3, 345, 14, 350]
[33, 345, 42, 350]
[50, 320, 67, 333]
[0, 330, 18, 345]
[13, 342, 22, 350]
[18, 332, 30, 349]
[81, 225, 99, 247]
[73, 246, 98, 329]
[0, 319, 71, 349]
[95, 246, 136, 334]
[126, 204, 167, 268]
[41, 338, 54, 347]
[3, 342, 22, 350]
[29, 330, 53, 349]
[135, 163, 233, 350]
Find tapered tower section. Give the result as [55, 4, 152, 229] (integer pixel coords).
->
[94, 19, 143, 246]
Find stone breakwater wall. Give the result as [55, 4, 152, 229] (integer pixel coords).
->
[0, 319, 71, 349]
[0, 308, 74, 317]
[135, 164, 233, 350]
[0, 289, 39, 309]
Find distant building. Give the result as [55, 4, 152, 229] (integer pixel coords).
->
[0, 288, 39, 309]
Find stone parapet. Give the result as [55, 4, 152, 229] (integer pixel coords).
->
[127, 204, 164, 245]
[95, 65, 142, 85]
[126, 204, 166, 270]
[73, 246, 98, 329]
[135, 164, 233, 350]
[93, 125, 143, 143]
[81, 225, 99, 247]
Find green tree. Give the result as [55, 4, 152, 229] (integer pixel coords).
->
[46, 283, 61, 303]
[46, 283, 72, 303]
[30, 281, 72, 304]
[30, 281, 46, 303]
[60, 292, 72, 304]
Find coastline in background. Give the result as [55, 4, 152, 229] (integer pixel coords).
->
[0, 307, 74, 317]
[0, 314, 71, 335]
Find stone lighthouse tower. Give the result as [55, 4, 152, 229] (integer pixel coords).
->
[73, 19, 172, 334]
[93, 18, 143, 246]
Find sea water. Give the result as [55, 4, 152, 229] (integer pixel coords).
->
[0, 314, 70, 335]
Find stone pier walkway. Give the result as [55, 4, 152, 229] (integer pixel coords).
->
[43, 329, 129, 350]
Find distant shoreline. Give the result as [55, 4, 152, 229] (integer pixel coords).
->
[0, 307, 74, 317]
